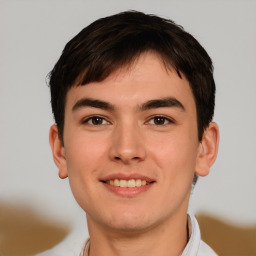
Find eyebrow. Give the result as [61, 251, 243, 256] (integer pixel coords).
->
[72, 97, 185, 112]
[140, 97, 185, 111]
[72, 98, 115, 111]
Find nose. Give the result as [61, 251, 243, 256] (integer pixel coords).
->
[109, 122, 146, 164]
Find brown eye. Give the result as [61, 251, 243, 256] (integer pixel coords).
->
[83, 116, 110, 125]
[91, 117, 103, 125]
[153, 117, 166, 125]
[148, 116, 173, 125]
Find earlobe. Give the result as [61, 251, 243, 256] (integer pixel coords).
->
[49, 124, 68, 179]
[195, 122, 219, 177]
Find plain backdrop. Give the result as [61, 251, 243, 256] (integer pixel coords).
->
[1, 0, 256, 239]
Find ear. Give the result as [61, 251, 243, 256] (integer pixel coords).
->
[195, 122, 219, 177]
[49, 124, 68, 179]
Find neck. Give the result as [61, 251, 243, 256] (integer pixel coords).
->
[86, 210, 188, 256]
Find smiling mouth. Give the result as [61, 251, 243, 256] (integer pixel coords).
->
[101, 179, 155, 188]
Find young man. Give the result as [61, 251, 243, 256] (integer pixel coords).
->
[42, 11, 219, 256]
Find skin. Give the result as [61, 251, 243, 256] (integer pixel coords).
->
[50, 52, 219, 256]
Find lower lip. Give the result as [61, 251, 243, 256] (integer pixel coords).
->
[102, 182, 154, 197]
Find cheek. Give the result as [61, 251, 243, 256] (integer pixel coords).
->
[148, 131, 198, 179]
[65, 132, 107, 173]
[63, 134, 108, 209]
[63, 134, 108, 211]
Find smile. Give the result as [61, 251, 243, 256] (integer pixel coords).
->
[105, 179, 151, 188]
[100, 175, 155, 197]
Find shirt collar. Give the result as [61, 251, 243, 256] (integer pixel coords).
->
[181, 214, 201, 256]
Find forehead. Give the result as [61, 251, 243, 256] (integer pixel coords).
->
[65, 52, 195, 111]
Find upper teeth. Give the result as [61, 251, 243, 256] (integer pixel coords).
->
[107, 179, 148, 188]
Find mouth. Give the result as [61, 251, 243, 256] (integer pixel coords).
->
[101, 178, 154, 188]
[100, 174, 156, 197]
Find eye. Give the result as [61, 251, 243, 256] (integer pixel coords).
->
[147, 116, 174, 125]
[83, 116, 110, 125]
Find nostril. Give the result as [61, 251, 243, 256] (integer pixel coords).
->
[114, 155, 142, 162]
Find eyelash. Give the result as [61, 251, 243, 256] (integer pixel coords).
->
[82, 115, 174, 126]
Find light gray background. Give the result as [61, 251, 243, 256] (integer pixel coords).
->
[1, 0, 256, 238]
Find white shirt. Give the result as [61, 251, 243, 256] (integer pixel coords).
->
[36, 215, 217, 256]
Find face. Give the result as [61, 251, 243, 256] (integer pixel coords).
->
[52, 52, 211, 233]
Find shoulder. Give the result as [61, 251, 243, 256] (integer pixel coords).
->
[198, 240, 218, 256]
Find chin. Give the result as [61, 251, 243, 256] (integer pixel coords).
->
[103, 210, 159, 233]
[108, 220, 151, 233]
